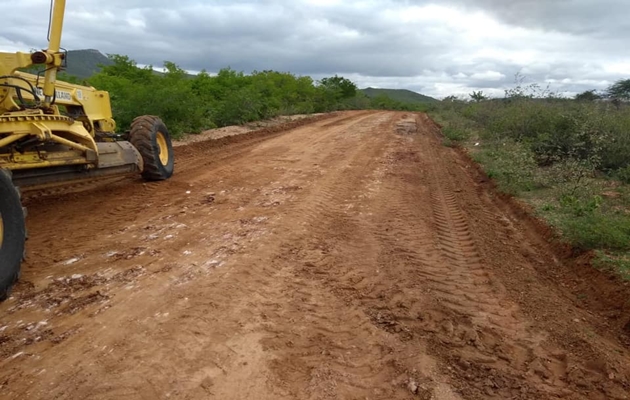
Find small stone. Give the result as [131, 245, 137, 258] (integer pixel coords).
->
[407, 379, 419, 394]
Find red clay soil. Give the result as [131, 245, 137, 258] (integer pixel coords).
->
[1, 111, 629, 399]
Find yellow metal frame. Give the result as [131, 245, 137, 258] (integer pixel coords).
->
[0, 0, 120, 173]
[42, 0, 66, 107]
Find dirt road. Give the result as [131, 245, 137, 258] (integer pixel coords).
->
[1, 111, 630, 399]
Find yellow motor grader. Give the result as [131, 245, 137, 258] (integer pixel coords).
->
[0, 0, 175, 299]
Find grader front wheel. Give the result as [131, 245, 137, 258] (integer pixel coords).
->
[0, 169, 25, 301]
[130, 116, 175, 181]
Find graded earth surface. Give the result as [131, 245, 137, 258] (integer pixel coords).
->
[1, 111, 629, 399]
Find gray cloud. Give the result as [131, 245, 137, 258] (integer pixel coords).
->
[1, 0, 629, 98]
[444, 0, 630, 38]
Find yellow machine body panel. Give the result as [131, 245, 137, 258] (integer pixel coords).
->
[1, 72, 117, 134]
[0, 0, 174, 301]
[0, 1, 142, 187]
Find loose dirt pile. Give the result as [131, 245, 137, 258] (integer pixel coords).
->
[173, 114, 326, 147]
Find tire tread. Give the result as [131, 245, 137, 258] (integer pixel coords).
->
[0, 169, 25, 301]
[129, 115, 174, 181]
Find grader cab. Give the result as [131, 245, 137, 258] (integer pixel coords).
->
[0, 0, 175, 299]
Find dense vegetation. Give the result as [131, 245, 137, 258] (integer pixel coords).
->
[81, 55, 431, 137]
[432, 80, 630, 278]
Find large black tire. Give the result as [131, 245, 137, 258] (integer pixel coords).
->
[129, 116, 174, 181]
[0, 169, 25, 301]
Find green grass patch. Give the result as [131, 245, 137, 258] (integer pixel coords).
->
[432, 109, 474, 144]
[559, 214, 630, 251]
[593, 251, 630, 280]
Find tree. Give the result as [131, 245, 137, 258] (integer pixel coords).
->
[319, 75, 357, 99]
[162, 61, 188, 80]
[606, 79, 630, 101]
[469, 90, 487, 102]
[99, 54, 154, 83]
[575, 90, 601, 102]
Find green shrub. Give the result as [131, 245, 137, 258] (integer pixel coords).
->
[559, 194, 602, 217]
[617, 166, 630, 184]
[446, 97, 630, 174]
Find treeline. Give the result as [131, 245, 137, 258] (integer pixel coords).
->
[80, 55, 426, 137]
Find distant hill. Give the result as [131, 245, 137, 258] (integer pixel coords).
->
[63, 49, 113, 78]
[360, 87, 439, 104]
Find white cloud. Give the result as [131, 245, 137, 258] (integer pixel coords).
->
[0, 0, 628, 98]
[470, 71, 505, 81]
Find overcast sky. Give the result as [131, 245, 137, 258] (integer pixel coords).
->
[1, 0, 628, 98]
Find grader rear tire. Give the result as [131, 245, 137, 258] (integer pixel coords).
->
[0, 169, 25, 301]
[130, 116, 174, 181]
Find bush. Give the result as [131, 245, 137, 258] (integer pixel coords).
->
[437, 96, 630, 175]
[616, 166, 630, 184]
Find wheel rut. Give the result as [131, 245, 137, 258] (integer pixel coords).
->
[2, 111, 630, 400]
[414, 114, 630, 399]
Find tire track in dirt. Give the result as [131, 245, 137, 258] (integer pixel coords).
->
[415, 114, 630, 399]
[1, 111, 407, 400]
[2, 116, 357, 373]
[279, 118, 487, 397]
[253, 112, 430, 399]
[15, 113, 349, 283]
[416, 122, 570, 398]
[2, 111, 630, 399]
[259, 113, 461, 399]
[261, 113, 630, 399]
[156, 111, 420, 399]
